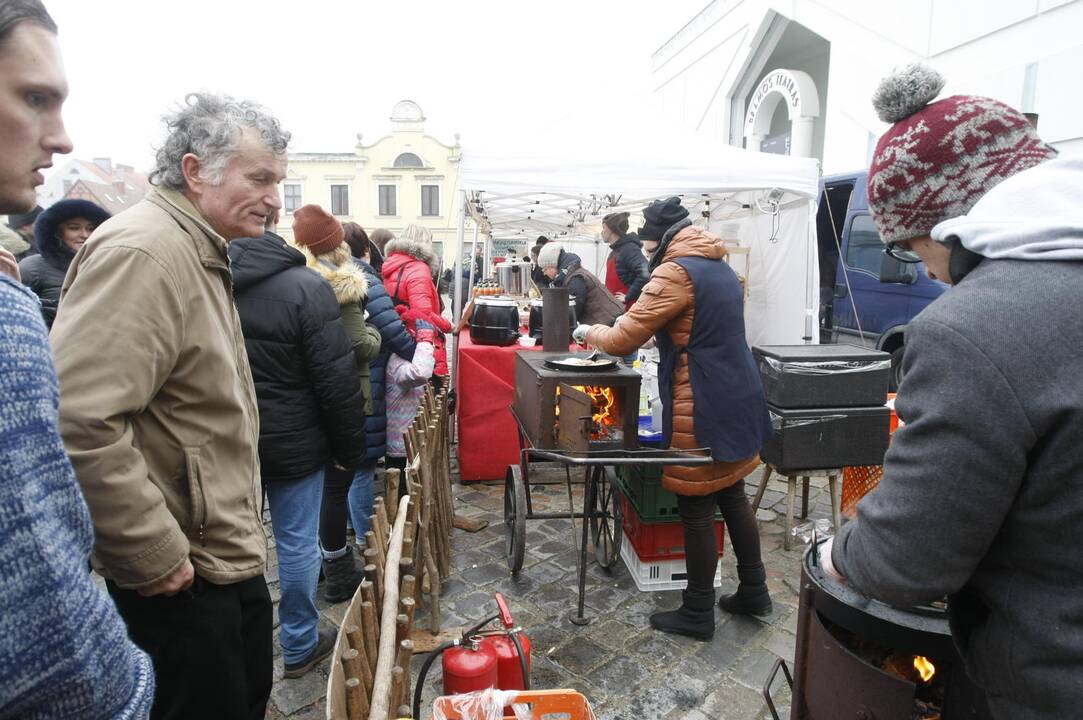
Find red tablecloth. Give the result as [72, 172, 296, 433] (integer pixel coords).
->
[456, 333, 535, 482]
[456, 333, 574, 481]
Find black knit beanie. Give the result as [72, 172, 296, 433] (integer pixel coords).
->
[639, 197, 688, 241]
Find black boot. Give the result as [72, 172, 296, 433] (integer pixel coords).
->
[718, 563, 772, 617]
[322, 552, 363, 603]
[649, 589, 716, 641]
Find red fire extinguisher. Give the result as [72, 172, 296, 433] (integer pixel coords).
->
[413, 593, 531, 718]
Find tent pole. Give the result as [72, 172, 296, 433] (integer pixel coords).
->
[466, 224, 479, 291]
[450, 193, 467, 399]
[804, 197, 816, 344]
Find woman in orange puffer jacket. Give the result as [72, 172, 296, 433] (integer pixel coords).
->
[579, 197, 773, 642]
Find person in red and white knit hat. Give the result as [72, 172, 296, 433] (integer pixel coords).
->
[822, 64, 1083, 719]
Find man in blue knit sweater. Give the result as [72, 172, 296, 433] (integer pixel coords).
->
[0, 1, 154, 717]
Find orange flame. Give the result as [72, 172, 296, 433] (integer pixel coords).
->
[913, 656, 935, 683]
[577, 386, 616, 426]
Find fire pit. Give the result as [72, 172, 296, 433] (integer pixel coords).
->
[764, 548, 992, 720]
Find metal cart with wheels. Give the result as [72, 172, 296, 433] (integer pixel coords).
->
[504, 408, 714, 625]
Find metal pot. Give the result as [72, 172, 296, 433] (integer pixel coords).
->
[527, 297, 577, 343]
[494, 262, 532, 297]
[470, 296, 521, 346]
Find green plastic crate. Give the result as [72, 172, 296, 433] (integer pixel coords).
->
[615, 465, 722, 522]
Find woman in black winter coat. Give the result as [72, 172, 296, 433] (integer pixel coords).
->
[341, 223, 417, 536]
[19, 200, 110, 327]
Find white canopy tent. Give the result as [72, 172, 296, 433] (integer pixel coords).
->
[452, 116, 822, 349]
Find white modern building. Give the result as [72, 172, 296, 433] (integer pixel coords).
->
[651, 0, 1082, 172]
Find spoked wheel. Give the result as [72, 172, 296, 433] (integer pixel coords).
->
[504, 464, 527, 574]
[589, 467, 623, 569]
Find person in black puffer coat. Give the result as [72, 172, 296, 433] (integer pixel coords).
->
[19, 199, 110, 327]
[341, 222, 416, 544]
[601, 212, 650, 308]
[228, 218, 365, 664]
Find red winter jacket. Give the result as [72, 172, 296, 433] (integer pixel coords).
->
[382, 251, 449, 376]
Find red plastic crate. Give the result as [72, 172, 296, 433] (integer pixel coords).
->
[619, 494, 725, 561]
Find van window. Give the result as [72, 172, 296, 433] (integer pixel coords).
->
[845, 214, 884, 275]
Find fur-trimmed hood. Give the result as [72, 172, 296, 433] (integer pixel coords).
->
[384, 234, 439, 274]
[296, 245, 369, 306]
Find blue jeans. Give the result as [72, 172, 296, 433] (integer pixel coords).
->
[347, 461, 376, 544]
[265, 469, 323, 665]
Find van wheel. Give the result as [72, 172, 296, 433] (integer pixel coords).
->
[889, 347, 905, 392]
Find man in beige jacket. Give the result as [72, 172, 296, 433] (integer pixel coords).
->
[51, 93, 289, 720]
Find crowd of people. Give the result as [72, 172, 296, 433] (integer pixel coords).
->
[0, 2, 448, 716]
[1, 1, 1080, 719]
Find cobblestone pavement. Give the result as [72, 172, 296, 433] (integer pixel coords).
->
[266, 462, 838, 719]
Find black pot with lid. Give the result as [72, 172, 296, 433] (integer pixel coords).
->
[470, 296, 520, 346]
[528, 296, 577, 343]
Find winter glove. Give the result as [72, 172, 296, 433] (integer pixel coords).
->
[415, 319, 436, 344]
[573, 323, 592, 345]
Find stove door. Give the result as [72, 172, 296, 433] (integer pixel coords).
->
[801, 608, 915, 719]
[557, 383, 592, 453]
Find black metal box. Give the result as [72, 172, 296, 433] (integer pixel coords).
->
[760, 404, 890, 471]
[512, 352, 641, 450]
[753, 344, 891, 409]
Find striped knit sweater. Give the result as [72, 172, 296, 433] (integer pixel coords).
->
[0, 275, 154, 719]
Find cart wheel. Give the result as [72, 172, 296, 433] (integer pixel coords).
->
[589, 469, 623, 569]
[504, 464, 527, 574]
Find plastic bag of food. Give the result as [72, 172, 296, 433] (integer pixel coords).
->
[431, 688, 532, 720]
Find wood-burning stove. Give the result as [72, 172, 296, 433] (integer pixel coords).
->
[512, 352, 641, 452]
[766, 549, 993, 720]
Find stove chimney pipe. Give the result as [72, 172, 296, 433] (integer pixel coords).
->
[541, 287, 571, 352]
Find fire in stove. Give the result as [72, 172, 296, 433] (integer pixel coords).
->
[557, 385, 619, 440]
[914, 656, 936, 683]
[555, 382, 627, 451]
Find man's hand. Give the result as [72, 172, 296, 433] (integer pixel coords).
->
[614, 292, 626, 304]
[0, 248, 20, 282]
[573, 323, 592, 345]
[137, 558, 195, 597]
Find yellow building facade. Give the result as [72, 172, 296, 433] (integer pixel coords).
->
[278, 100, 465, 266]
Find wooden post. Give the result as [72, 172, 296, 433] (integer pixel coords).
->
[368, 497, 411, 720]
[394, 639, 414, 713]
[400, 575, 416, 606]
[345, 677, 368, 720]
[395, 613, 410, 645]
[386, 468, 400, 524]
[365, 532, 385, 572]
[344, 626, 374, 693]
[399, 596, 416, 630]
[370, 512, 387, 560]
[388, 667, 405, 720]
[341, 647, 365, 692]
[360, 601, 378, 675]
[360, 579, 376, 609]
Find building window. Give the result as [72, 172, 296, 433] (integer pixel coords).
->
[845, 214, 884, 276]
[284, 184, 302, 214]
[393, 153, 424, 168]
[379, 185, 397, 216]
[421, 185, 440, 216]
[330, 184, 349, 216]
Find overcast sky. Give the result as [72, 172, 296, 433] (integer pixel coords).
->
[45, 0, 707, 172]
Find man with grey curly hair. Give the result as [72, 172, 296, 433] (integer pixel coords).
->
[51, 92, 290, 718]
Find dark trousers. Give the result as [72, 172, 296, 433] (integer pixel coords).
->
[320, 463, 354, 551]
[107, 573, 273, 720]
[677, 480, 763, 606]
